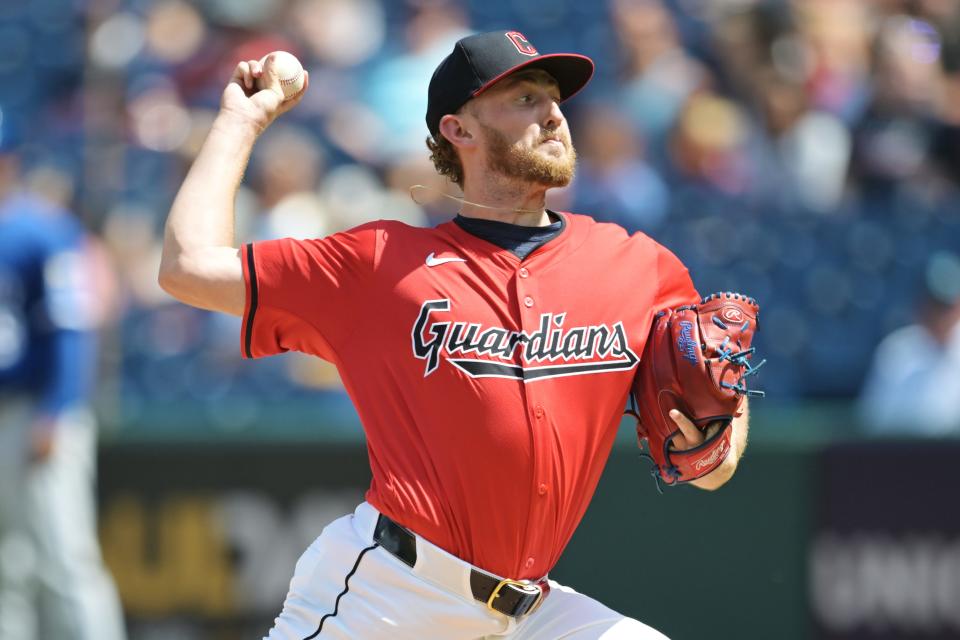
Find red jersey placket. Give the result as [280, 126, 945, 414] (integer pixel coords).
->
[515, 260, 551, 577]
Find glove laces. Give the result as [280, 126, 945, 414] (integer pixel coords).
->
[714, 336, 767, 399]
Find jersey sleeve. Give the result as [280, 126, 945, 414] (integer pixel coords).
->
[240, 222, 380, 361]
[654, 241, 700, 310]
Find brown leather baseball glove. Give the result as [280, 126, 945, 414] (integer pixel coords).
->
[628, 292, 764, 489]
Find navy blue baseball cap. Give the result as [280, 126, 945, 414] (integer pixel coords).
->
[426, 30, 594, 136]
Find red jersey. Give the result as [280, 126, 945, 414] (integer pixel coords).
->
[241, 213, 698, 579]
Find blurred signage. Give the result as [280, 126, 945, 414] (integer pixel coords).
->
[809, 442, 960, 639]
[97, 443, 369, 634]
[100, 489, 362, 616]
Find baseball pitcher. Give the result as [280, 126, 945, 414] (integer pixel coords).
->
[159, 32, 755, 639]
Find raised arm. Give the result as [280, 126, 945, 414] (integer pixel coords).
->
[158, 55, 308, 316]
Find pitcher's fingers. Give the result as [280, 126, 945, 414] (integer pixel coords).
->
[245, 59, 261, 87]
[230, 61, 254, 90]
[703, 421, 723, 440]
[229, 61, 247, 85]
[245, 59, 262, 89]
[669, 409, 704, 447]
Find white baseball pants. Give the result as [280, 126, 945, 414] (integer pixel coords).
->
[0, 400, 126, 640]
[265, 502, 669, 639]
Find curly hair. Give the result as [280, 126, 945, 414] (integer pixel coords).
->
[425, 133, 464, 188]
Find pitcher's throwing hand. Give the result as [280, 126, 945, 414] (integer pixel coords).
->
[222, 52, 309, 133]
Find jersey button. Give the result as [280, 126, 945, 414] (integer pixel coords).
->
[525, 557, 535, 569]
[538, 483, 548, 496]
[518, 267, 530, 278]
[524, 296, 534, 308]
[534, 405, 544, 419]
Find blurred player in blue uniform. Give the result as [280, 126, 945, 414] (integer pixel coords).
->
[0, 114, 126, 639]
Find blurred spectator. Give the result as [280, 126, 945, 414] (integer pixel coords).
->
[791, 0, 873, 123]
[850, 13, 945, 200]
[569, 102, 669, 231]
[247, 122, 331, 240]
[0, 116, 126, 639]
[930, 4, 960, 187]
[290, 0, 386, 69]
[101, 204, 169, 309]
[752, 69, 851, 213]
[666, 91, 752, 197]
[358, 1, 470, 160]
[319, 162, 428, 229]
[858, 251, 960, 435]
[610, 0, 710, 143]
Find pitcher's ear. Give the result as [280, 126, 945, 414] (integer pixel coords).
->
[439, 113, 476, 149]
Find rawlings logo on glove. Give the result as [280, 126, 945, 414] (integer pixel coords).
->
[627, 292, 764, 490]
[676, 321, 699, 364]
[693, 438, 729, 471]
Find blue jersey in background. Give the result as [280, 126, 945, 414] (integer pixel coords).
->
[0, 192, 98, 416]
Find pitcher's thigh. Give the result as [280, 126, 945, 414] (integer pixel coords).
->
[510, 581, 670, 640]
[265, 515, 507, 640]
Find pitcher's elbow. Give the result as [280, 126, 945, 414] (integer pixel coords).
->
[157, 257, 187, 300]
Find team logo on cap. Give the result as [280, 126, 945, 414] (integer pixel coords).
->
[505, 31, 538, 56]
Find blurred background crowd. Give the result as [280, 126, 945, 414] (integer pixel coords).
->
[4, 0, 960, 435]
[4, 0, 960, 638]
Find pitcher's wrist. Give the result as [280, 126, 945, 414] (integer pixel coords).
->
[212, 109, 264, 140]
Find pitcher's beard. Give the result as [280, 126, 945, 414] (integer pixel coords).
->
[481, 123, 577, 187]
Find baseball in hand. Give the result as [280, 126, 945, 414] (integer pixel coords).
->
[257, 51, 305, 101]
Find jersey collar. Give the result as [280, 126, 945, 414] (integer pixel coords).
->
[439, 211, 590, 271]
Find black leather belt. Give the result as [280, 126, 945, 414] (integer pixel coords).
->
[373, 513, 547, 618]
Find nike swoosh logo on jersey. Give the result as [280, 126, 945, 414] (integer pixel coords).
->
[425, 252, 467, 267]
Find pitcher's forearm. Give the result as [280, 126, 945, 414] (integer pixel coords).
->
[163, 112, 260, 258]
[731, 397, 749, 460]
